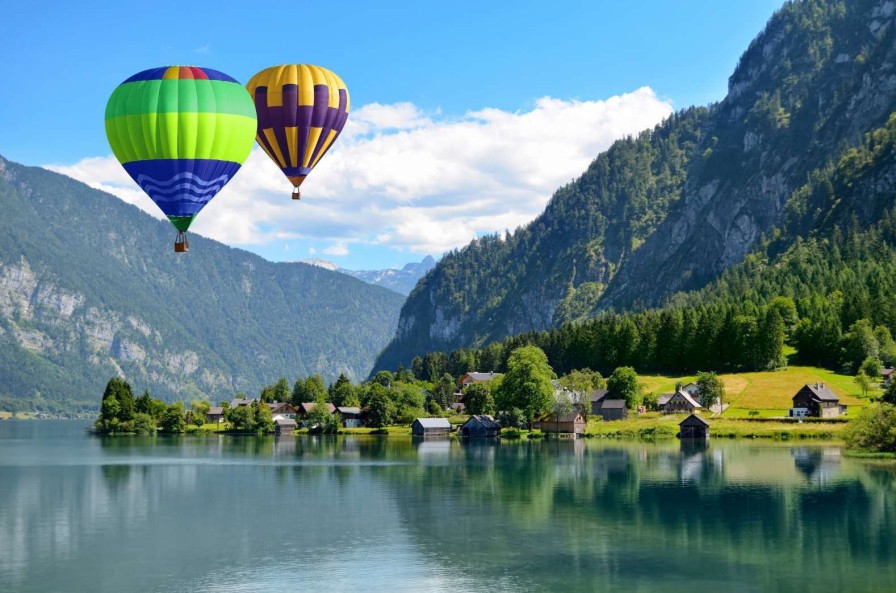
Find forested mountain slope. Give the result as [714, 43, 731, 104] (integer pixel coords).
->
[374, 0, 896, 372]
[0, 156, 404, 413]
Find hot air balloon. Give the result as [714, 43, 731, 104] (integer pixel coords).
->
[105, 66, 257, 252]
[246, 64, 350, 200]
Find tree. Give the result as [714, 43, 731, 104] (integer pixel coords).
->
[497, 408, 526, 429]
[160, 402, 186, 434]
[132, 413, 156, 435]
[101, 377, 135, 424]
[135, 390, 153, 416]
[881, 379, 896, 405]
[696, 371, 725, 410]
[329, 374, 356, 407]
[844, 403, 896, 452]
[254, 401, 274, 433]
[190, 400, 210, 427]
[431, 373, 456, 410]
[558, 368, 605, 394]
[365, 384, 393, 428]
[495, 346, 556, 428]
[841, 319, 880, 373]
[607, 367, 639, 409]
[226, 405, 256, 432]
[464, 383, 494, 415]
[854, 370, 872, 398]
[272, 377, 291, 403]
[392, 383, 426, 423]
[860, 356, 882, 379]
[305, 392, 336, 433]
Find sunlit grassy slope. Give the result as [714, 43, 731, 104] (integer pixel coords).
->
[638, 366, 878, 416]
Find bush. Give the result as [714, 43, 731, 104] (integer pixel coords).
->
[845, 403, 896, 452]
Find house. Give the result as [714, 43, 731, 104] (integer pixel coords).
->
[229, 397, 256, 409]
[297, 402, 337, 418]
[589, 389, 610, 415]
[789, 383, 845, 418]
[658, 390, 703, 414]
[449, 402, 466, 413]
[598, 399, 628, 421]
[267, 402, 297, 418]
[681, 382, 700, 398]
[273, 417, 297, 436]
[206, 406, 225, 424]
[881, 368, 895, 386]
[411, 417, 452, 436]
[535, 412, 586, 435]
[337, 406, 362, 428]
[678, 414, 709, 439]
[460, 415, 501, 437]
[459, 372, 501, 387]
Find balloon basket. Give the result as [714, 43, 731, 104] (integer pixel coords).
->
[174, 232, 189, 253]
[292, 188, 301, 200]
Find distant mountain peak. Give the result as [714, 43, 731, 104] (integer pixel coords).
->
[300, 256, 438, 295]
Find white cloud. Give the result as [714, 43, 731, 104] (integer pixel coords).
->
[47, 87, 673, 259]
[322, 242, 349, 256]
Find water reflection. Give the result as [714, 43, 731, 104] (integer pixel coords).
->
[1, 422, 895, 593]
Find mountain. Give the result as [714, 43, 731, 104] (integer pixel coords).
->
[302, 256, 437, 295]
[374, 0, 896, 372]
[0, 156, 405, 414]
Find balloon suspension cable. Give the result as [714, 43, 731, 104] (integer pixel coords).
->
[292, 187, 301, 200]
[174, 231, 189, 253]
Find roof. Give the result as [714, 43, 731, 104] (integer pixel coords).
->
[802, 383, 839, 402]
[461, 372, 501, 383]
[540, 412, 584, 423]
[679, 391, 702, 408]
[464, 415, 500, 429]
[414, 417, 452, 428]
[207, 406, 224, 415]
[274, 418, 297, 426]
[337, 406, 361, 415]
[590, 388, 609, 402]
[229, 398, 256, 408]
[662, 390, 702, 408]
[682, 382, 699, 391]
[268, 402, 296, 412]
[601, 399, 627, 409]
[300, 402, 337, 414]
[882, 368, 895, 378]
[679, 413, 709, 427]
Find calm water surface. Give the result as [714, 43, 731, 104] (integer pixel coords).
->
[1, 420, 895, 592]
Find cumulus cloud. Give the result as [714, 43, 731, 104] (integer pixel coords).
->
[47, 87, 672, 258]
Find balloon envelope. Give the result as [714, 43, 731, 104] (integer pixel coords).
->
[105, 66, 257, 232]
[246, 64, 350, 191]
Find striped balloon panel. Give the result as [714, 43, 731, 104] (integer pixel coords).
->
[246, 64, 350, 186]
[104, 66, 257, 232]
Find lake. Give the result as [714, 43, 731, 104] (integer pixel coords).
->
[1, 421, 894, 592]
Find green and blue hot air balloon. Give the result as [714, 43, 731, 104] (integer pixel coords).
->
[104, 66, 257, 252]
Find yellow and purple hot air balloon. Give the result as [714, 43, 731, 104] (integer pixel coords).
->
[246, 64, 350, 200]
[105, 66, 257, 252]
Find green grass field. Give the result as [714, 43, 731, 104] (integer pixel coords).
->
[639, 365, 879, 417]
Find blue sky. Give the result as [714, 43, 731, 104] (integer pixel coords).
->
[2, 0, 783, 269]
